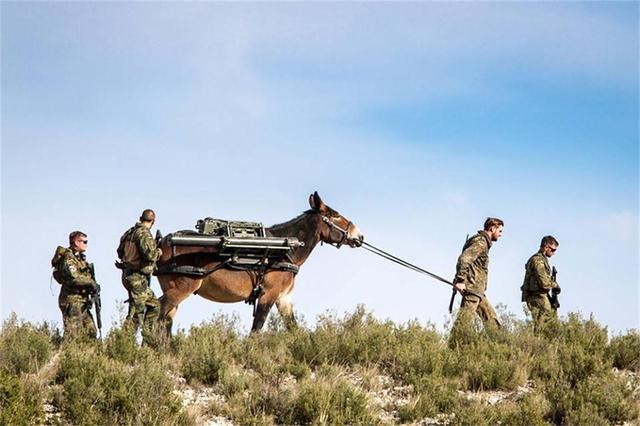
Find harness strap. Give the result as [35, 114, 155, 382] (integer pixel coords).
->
[156, 259, 298, 277]
[155, 259, 231, 277]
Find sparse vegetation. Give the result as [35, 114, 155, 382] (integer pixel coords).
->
[0, 307, 638, 425]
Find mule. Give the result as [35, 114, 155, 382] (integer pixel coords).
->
[156, 192, 364, 335]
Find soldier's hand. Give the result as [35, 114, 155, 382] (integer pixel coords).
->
[141, 264, 154, 275]
[454, 282, 466, 295]
[552, 286, 561, 295]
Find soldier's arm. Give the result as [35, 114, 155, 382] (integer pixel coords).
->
[61, 254, 94, 287]
[532, 256, 555, 290]
[138, 230, 161, 262]
[455, 238, 484, 283]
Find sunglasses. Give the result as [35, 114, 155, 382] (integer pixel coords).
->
[548, 247, 556, 252]
[80, 240, 88, 244]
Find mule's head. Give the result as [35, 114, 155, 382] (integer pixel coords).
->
[308, 191, 364, 248]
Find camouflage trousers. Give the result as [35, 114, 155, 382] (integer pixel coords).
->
[58, 290, 96, 339]
[122, 271, 160, 347]
[524, 293, 556, 333]
[450, 291, 500, 345]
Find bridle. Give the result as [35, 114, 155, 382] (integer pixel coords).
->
[320, 215, 353, 249]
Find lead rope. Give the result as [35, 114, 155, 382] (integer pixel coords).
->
[321, 216, 454, 288]
[360, 242, 454, 288]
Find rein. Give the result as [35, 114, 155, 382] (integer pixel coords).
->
[322, 217, 454, 288]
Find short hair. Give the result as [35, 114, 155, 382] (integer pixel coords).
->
[69, 231, 87, 245]
[140, 209, 156, 222]
[483, 217, 504, 231]
[540, 235, 559, 247]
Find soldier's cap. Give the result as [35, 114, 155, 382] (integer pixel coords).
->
[140, 209, 156, 222]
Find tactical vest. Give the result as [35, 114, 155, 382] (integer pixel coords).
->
[521, 253, 550, 293]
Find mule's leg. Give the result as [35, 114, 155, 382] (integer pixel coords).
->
[275, 293, 297, 331]
[251, 300, 275, 332]
[157, 276, 201, 340]
[158, 294, 177, 339]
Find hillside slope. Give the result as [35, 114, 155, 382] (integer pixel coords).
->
[1, 308, 638, 425]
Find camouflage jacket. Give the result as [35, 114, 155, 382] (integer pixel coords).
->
[58, 248, 95, 289]
[521, 252, 556, 294]
[124, 223, 161, 275]
[455, 231, 492, 294]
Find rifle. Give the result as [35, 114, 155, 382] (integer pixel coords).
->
[88, 263, 103, 339]
[548, 266, 561, 311]
[448, 234, 469, 314]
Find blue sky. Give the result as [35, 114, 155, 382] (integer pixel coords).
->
[2, 2, 638, 334]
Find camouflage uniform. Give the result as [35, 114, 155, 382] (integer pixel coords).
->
[521, 252, 557, 331]
[57, 248, 97, 339]
[119, 223, 162, 346]
[451, 231, 500, 333]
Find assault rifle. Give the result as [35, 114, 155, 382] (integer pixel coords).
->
[448, 235, 469, 313]
[88, 263, 103, 339]
[548, 266, 561, 311]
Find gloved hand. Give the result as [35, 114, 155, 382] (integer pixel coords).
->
[552, 286, 561, 295]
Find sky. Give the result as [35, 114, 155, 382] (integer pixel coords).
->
[2, 2, 638, 336]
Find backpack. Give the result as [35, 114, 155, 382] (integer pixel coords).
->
[51, 246, 68, 284]
[117, 227, 142, 269]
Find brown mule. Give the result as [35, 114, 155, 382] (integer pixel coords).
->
[156, 192, 364, 336]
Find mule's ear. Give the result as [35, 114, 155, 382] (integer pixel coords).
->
[313, 191, 326, 211]
[308, 191, 325, 211]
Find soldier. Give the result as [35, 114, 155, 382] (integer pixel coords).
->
[52, 231, 97, 339]
[117, 209, 162, 347]
[450, 218, 504, 340]
[521, 235, 560, 332]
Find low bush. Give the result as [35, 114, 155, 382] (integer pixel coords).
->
[103, 325, 139, 365]
[55, 342, 191, 425]
[0, 370, 44, 425]
[450, 333, 527, 391]
[215, 366, 292, 425]
[0, 313, 55, 375]
[290, 305, 398, 368]
[397, 376, 458, 422]
[287, 367, 377, 425]
[178, 315, 242, 385]
[609, 330, 640, 371]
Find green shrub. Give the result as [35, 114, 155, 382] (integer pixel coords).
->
[384, 321, 447, 386]
[0, 370, 44, 425]
[571, 372, 638, 423]
[241, 330, 297, 386]
[287, 367, 377, 425]
[178, 315, 242, 385]
[450, 334, 527, 391]
[609, 330, 640, 371]
[397, 376, 458, 422]
[0, 314, 55, 375]
[494, 392, 551, 426]
[103, 325, 139, 364]
[55, 343, 191, 425]
[290, 306, 398, 368]
[214, 365, 292, 425]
